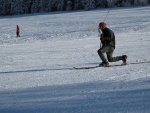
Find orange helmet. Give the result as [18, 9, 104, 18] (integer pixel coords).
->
[99, 22, 106, 29]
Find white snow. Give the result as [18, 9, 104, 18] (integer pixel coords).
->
[0, 6, 150, 113]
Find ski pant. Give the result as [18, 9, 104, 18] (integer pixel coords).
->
[16, 32, 20, 37]
[97, 46, 122, 63]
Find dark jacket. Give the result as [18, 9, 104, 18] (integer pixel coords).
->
[100, 28, 115, 49]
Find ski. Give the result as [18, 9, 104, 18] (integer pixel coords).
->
[74, 64, 126, 69]
[74, 61, 150, 70]
[74, 65, 100, 69]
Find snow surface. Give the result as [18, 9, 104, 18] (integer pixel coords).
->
[0, 6, 150, 113]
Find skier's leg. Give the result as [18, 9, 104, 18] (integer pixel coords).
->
[17, 32, 19, 37]
[97, 46, 109, 63]
[107, 47, 122, 62]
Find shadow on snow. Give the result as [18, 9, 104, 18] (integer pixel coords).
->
[0, 79, 150, 113]
[0, 67, 74, 75]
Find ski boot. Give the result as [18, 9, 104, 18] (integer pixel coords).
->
[99, 61, 109, 67]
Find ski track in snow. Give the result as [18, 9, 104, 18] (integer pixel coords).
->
[0, 6, 150, 113]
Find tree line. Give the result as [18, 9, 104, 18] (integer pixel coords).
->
[0, 0, 150, 16]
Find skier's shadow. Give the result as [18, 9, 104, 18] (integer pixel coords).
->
[0, 62, 98, 75]
[0, 67, 74, 75]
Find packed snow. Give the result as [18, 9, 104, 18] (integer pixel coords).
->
[0, 6, 150, 113]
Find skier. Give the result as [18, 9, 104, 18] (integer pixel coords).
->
[16, 25, 20, 37]
[97, 22, 127, 66]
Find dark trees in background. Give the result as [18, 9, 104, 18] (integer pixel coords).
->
[0, 0, 149, 16]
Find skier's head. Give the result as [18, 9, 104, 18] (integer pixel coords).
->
[99, 22, 106, 30]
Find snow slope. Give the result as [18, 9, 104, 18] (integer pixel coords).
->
[0, 6, 150, 113]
